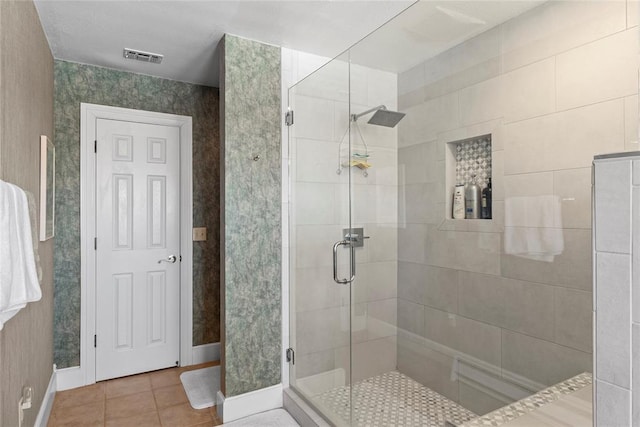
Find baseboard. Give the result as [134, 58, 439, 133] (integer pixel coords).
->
[55, 366, 85, 391]
[222, 383, 283, 423]
[216, 391, 225, 420]
[34, 365, 57, 427]
[191, 342, 220, 365]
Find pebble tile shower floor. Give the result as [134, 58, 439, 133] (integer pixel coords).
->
[314, 370, 477, 426]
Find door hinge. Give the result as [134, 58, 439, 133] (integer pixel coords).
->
[179, 255, 182, 262]
[286, 347, 295, 365]
[94, 237, 97, 250]
[94, 140, 97, 153]
[94, 335, 97, 348]
[285, 110, 294, 126]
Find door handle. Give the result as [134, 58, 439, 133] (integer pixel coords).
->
[158, 255, 177, 264]
[333, 240, 355, 284]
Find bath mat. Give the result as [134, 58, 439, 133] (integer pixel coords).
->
[180, 366, 220, 409]
[223, 409, 299, 426]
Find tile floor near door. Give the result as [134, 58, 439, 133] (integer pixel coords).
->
[47, 362, 222, 427]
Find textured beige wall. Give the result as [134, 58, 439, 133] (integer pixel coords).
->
[0, 1, 54, 426]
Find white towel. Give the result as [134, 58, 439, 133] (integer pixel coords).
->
[0, 180, 42, 329]
[504, 195, 564, 262]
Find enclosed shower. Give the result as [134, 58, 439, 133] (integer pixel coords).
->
[287, 0, 635, 425]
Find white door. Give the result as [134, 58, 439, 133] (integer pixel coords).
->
[95, 118, 181, 381]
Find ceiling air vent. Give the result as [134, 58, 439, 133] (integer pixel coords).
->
[123, 48, 163, 64]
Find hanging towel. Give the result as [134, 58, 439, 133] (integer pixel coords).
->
[0, 180, 42, 330]
[504, 195, 564, 262]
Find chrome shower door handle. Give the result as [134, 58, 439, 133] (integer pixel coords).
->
[332, 240, 355, 284]
[158, 255, 177, 264]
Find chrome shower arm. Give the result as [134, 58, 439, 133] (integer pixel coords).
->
[351, 104, 387, 122]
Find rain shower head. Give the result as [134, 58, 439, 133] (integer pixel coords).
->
[351, 105, 406, 128]
[368, 108, 405, 127]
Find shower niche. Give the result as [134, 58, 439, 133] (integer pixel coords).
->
[445, 134, 493, 221]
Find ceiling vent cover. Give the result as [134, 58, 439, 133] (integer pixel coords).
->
[123, 48, 163, 64]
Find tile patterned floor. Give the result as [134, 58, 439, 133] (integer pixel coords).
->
[47, 362, 222, 427]
[314, 370, 477, 427]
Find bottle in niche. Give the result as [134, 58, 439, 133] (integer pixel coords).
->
[481, 178, 492, 219]
[465, 175, 481, 219]
[452, 185, 465, 219]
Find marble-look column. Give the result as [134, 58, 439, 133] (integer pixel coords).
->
[219, 34, 282, 397]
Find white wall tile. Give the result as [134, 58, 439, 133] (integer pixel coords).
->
[398, 141, 438, 184]
[503, 57, 555, 123]
[459, 76, 504, 126]
[596, 380, 631, 427]
[504, 171, 553, 199]
[295, 138, 341, 184]
[625, 95, 639, 151]
[295, 225, 344, 269]
[399, 93, 459, 148]
[425, 226, 501, 275]
[398, 62, 425, 96]
[628, 0, 639, 28]
[501, 229, 592, 291]
[594, 160, 632, 254]
[596, 252, 631, 388]
[553, 168, 593, 230]
[459, 381, 505, 416]
[350, 336, 397, 383]
[398, 223, 429, 264]
[556, 29, 638, 111]
[366, 298, 398, 340]
[349, 64, 369, 107]
[295, 58, 349, 103]
[634, 186, 640, 323]
[633, 324, 640, 425]
[296, 51, 332, 83]
[504, 99, 625, 175]
[365, 224, 398, 262]
[398, 299, 425, 337]
[367, 68, 397, 109]
[294, 182, 336, 225]
[501, 329, 592, 387]
[356, 261, 397, 302]
[554, 287, 592, 353]
[293, 95, 334, 141]
[423, 307, 502, 367]
[296, 306, 349, 355]
[501, 0, 627, 72]
[295, 266, 344, 312]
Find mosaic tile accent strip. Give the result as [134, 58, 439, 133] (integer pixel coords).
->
[53, 60, 220, 368]
[454, 135, 492, 188]
[461, 372, 592, 427]
[314, 370, 477, 427]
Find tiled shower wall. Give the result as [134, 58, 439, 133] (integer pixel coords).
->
[397, 0, 637, 415]
[53, 61, 220, 368]
[593, 155, 636, 426]
[288, 51, 399, 387]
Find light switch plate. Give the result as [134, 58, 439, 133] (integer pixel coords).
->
[193, 227, 207, 241]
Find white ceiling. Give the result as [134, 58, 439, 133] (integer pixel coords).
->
[34, 0, 544, 88]
[34, 0, 414, 87]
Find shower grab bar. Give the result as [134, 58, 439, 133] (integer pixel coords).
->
[333, 240, 355, 284]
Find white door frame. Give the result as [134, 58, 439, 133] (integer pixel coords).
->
[79, 103, 193, 386]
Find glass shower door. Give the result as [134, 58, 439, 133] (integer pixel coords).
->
[288, 52, 354, 426]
